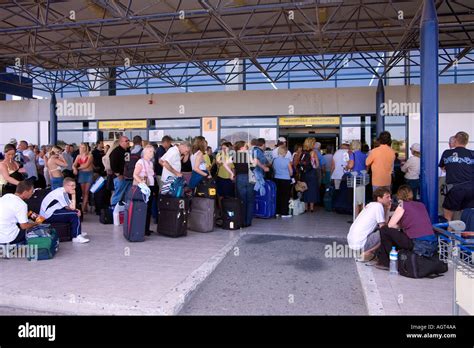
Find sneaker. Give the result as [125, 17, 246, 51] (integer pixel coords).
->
[72, 235, 90, 244]
[281, 215, 292, 218]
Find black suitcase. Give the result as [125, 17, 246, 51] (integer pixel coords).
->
[221, 197, 244, 230]
[25, 188, 51, 214]
[100, 207, 113, 224]
[157, 196, 190, 237]
[51, 222, 72, 242]
[123, 186, 147, 242]
[93, 185, 110, 214]
[333, 173, 353, 215]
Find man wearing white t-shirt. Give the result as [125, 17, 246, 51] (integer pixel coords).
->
[40, 177, 89, 244]
[0, 181, 38, 244]
[331, 143, 350, 189]
[347, 187, 392, 259]
[19, 140, 38, 181]
[159, 141, 191, 182]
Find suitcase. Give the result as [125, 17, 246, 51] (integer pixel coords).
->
[92, 184, 110, 215]
[254, 180, 277, 218]
[157, 196, 190, 237]
[123, 186, 147, 242]
[398, 250, 448, 278]
[195, 178, 217, 199]
[100, 207, 113, 224]
[333, 173, 353, 215]
[323, 186, 334, 212]
[26, 226, 59, 261]
[221, 197, 244, 230]
[51, 222, 72, 242]
[25, 188, 51, 214]
[188, 197, 215, 232]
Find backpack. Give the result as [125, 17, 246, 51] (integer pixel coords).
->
[123, 149, 143, 180]
[398, 250, 448, 279]
[298, 151, 313, 175]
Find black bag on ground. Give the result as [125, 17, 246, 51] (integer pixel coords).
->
[188, 197, 215, 233]
[221, 197, 244, 230]
[123, 186, 147, 242]
[157, 196, 190, 237]
[195, 178, 217, 199]
[25, 188, 51, 214]
[52, 222, 72, 242]
[398, 250, 448, 279]
[333, 173, 353, 215]
[93, 184, 110, 214]
[100, 207, 113, 224]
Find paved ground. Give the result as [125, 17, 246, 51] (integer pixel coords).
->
[0, 209, 459, 316]
[180, 234, 367, 315]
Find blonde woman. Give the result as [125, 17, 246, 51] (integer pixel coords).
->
[73, 143, 94, 213]
[189, 137, 211, 189]
[299, 137, 320, 212]
[47, 146, 68, 190]
[133, 145, 155, 235]
[0, 144, 23, 196]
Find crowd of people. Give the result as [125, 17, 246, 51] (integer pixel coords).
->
[0, 130, 472, 257]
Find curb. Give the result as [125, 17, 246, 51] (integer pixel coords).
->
[355, 260, 385, 315]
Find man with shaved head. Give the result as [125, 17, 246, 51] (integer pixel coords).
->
[109, 135, 131, 206]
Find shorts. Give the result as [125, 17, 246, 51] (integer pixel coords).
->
[363, 230, 381, 252]
[50, 177, 64, 190]
[78, 171, 93, 184]
[443, 184, 474, 211]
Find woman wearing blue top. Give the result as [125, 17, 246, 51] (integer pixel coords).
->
[346, 140, 368, 217]
[273, 146, 294, 217]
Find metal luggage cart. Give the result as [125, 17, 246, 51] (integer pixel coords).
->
[346, 170, 370, 222]
[433, 224, 474, 315]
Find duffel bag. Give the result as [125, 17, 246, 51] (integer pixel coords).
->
[26, 225, 59, 261]
[398, 249, 448, 279]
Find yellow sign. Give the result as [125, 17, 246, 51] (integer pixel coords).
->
[202, 117, 217, 132]
[98, 120, 147, 129]
[279, 116, 340, 126]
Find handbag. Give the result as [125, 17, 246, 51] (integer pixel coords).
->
[295, 181, 308, 192]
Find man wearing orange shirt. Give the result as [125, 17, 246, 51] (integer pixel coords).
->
[366, 131, 396, 192]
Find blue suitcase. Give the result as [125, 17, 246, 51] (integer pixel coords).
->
[254, 180, 277, 218]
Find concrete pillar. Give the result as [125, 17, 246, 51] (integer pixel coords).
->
[375, 79, 385, 137]
[225, 59, 244, 91]
[420, 0, 439, 223]
[49, 93, 57, 145]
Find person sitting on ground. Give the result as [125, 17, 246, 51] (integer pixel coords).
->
[347, 187, 392, 261]
[0, 144, 24, 196]
[438, 131, 474, 221]
[133, 144, 155, 236]
[40, 177, 89, 244]
[0, 180, 38, 245]
[159, 141, 191, 183]
[374, 185, 436, 270]
[47, 146, 68, 190]
[401, 143, 421, 200]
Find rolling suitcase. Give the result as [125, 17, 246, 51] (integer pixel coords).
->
[157, 196, 190, 237]
[333, 173, 353, 215]
[323, 186, 334, 212]
[254, 180, 277, 218]
[188, 197, 215, 232]
[123, 186, 147, 242]
[221, 197, 244, 230]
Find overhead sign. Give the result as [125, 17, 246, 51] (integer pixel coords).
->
[279, 116, 340, 127]
[202, 117, 217, 132]
[98, 120, 147, 129]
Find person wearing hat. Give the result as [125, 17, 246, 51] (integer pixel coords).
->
[272, 137, 292, 161]
[401, 143, 420, 200]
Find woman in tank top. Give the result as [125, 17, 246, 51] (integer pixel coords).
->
[0, 144, 22, 196]
[73, 143, 94, 213]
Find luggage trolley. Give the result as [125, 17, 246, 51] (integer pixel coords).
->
[346, 170, 370, 222]
[433, 223, 474, 315]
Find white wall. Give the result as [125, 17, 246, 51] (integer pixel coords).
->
[0, 122, 39, 148]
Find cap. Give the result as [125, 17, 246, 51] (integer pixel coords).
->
[410, 143, 421, 153]
[278, 137, 287, 142]
[8, 138, 17, 145]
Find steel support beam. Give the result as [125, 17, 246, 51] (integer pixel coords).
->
[420, 0, 439, 223]
[49, 93, 57, 145]
[375, 79, 385, 137]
